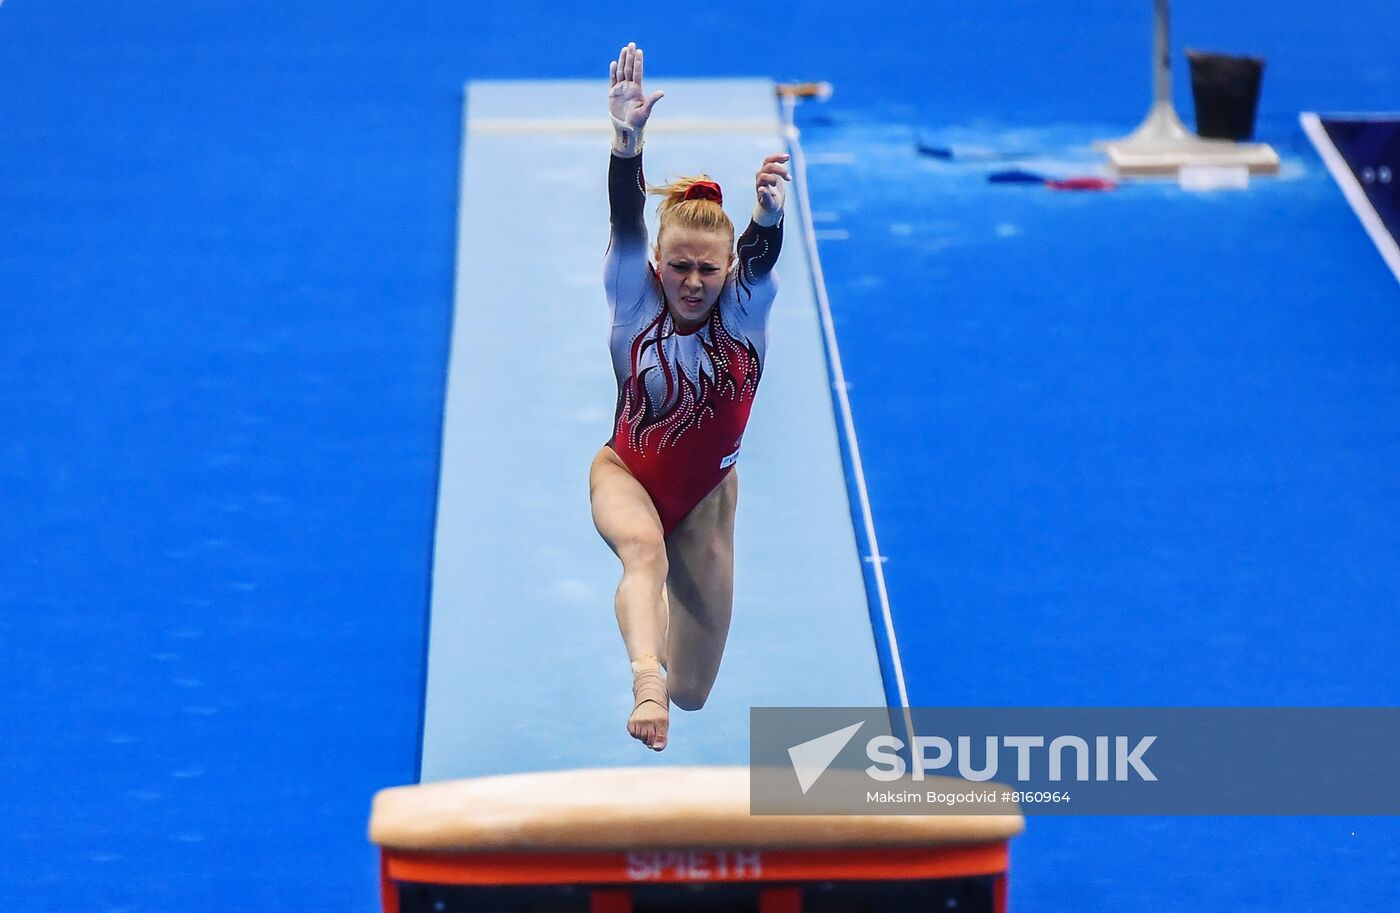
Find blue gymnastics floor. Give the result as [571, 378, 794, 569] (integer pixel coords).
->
[2, 1, 1398, 911]
[794, 105, 1400, 910]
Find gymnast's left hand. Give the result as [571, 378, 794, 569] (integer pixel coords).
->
[755, 153, 791, 214]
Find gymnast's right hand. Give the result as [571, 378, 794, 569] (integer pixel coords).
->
[609, 42, 664, 153]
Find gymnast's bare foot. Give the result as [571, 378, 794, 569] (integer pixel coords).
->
[628, 658, 669, 751]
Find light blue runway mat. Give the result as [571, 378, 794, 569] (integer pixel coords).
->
[418, 79, 887, 781]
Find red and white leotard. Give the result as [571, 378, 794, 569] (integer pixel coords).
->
[604, 151, 783, 534]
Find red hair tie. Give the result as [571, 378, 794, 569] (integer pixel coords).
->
[683, 180, 723, 204]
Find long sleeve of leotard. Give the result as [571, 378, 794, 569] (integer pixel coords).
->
[736, 217, 783, 285]
[724, 215, 784, 339]
[604, 151, 654, 324]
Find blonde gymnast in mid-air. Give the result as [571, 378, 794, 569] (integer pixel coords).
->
[589, 42, 791, 751]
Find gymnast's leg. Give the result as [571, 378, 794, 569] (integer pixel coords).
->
[589, 445, 671, 750]
[663, 467, 738, 711]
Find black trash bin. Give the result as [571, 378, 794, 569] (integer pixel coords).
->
[1186, 50, 1265, 141]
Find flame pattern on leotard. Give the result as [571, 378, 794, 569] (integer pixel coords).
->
[613, 301, 763, 455]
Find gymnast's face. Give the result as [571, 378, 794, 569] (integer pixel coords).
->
[656, 227, 733, 332]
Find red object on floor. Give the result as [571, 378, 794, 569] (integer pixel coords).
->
[1046, 176, 1118, 191]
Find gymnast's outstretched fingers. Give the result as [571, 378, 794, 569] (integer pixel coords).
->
[608, 41, 665, 134]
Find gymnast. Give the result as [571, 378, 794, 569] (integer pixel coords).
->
[590, 42, 791, 751]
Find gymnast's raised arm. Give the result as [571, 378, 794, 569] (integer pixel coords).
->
[604, 42, 665, 316]
[608, 41, 663, 161]
[735, 153, 790, 288]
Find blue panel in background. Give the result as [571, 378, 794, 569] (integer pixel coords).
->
[1321, 116, 1400, 241]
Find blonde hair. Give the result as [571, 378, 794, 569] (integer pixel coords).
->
[649, 175, 735, 252]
